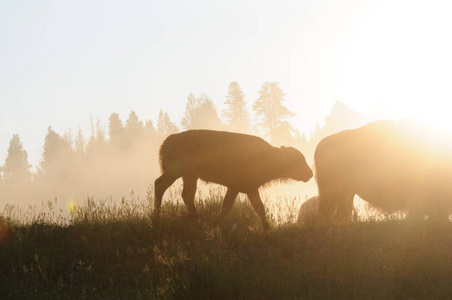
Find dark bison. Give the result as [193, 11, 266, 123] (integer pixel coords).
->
[154, 130, 313, 230]
[298, 196, 319, 225]
[315, 120, 452, 224]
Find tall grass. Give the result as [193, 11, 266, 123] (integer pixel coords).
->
[1, 187, 452, 299]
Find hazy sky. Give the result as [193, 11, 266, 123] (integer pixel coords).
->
[1, 0, 452, 168]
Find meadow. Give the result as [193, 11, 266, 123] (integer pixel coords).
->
[1, 187, 452, 299]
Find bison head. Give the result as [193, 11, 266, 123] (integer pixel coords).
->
[280, 146, 313, 182]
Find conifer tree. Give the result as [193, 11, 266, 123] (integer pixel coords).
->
[2, 134, 32, 186]
[253, 82, 295, 141]
[39, 127, 74, 178]
[157, 110, 179, 136]
[108, 113, 124, 145]
[223, 82, 250, 132]
[182, 93, 222, 130]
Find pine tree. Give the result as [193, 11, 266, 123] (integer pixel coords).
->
[309, 123, 324, 146]
[322, 100, 365, 137]
[157, 110, 179, 137]
[126, 111, 143, 134]
[145, 119, 158, 139]
[108, 113, 124, 145]
[39, 127, 74, 178]
[223, 82, 250, 132]
[2, 134, 32, 186]
[182, 93, 222, 130]
[253, 82, 295, 140]
[74, 127, 86, 157]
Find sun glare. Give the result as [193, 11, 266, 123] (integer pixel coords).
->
[415, 109, 452, 138]
[339, 0, 452, 135]
[68, 202, 77, 215]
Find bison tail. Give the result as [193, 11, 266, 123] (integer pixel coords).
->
[158, 139, 168, 173]
[158, 133, 181, 174]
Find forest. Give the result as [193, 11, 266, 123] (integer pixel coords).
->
[0, 81, 365, 213]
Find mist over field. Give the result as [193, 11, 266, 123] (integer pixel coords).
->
[0, 84, 366, 215]
[2, 0, 452, 216]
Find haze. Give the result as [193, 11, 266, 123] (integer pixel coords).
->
[1, 0, 452, 211]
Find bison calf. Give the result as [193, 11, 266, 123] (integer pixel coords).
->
[154, 130, 313, 231]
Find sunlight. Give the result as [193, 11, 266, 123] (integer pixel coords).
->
[339, 0, 452, 127]
[414, 109, 452, 139]
[68, 201, 76, 215]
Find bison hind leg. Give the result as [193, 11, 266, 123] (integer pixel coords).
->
[182, 174, 199, 220]
[154, 173, 179, 217]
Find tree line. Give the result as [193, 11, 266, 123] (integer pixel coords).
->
[0, 81, 365, 209]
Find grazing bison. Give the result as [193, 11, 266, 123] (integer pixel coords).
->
[315, 120, 452, 224]
[298, 196, 319, 225]
[298, 196, 358, 225]
[154, 130, 313, 231]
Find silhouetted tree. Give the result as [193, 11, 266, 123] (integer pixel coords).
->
[309, 123, 324, 147]
[269, 121, 294, 146]
[223, 82, 250, 133]
[293, 129, 311, 160]
[108, 113, 124, 146]
[308, 101, 366, 152]
[86, 119, 107, 157]
[38, 127, 74, 181]
[145, 119, 159, 142]
[294, 130, 309, 148]
[157, 110, 179, 137]
[253, 82, 295, 141]
[2, 134, 32, 187]
[322, 100, 365, 137]
[182, 93, 222, 130]
[124, 111, 144, 145]
[74, 127, 86, 158]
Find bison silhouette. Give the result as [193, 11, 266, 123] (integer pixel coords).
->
[298, 196, 319, 225]
[154, 130, 313, 230]
[315, 120, 452, 224]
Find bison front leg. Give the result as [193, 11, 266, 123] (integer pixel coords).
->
[247, 190, 271, 232]
[317, 194, 335, 225]
[335, 194, 355, 224]
[212, 188, 239, 225]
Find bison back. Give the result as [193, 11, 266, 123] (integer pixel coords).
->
[159, 130, 276, 188]
[314, 120, 437, 211]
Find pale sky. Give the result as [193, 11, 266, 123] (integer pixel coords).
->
[1, 0, 452, 168]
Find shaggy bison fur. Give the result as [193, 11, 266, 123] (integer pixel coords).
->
[154, 130, 313, 230]
[315, 120, 452, 224]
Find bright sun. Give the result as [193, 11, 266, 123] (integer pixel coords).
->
[338, 0, 452, 135]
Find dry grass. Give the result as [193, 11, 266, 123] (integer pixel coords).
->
[1, 187, 452, 299]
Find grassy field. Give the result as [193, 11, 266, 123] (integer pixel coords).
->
[1, 188, 452, 299]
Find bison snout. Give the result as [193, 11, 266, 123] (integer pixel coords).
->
[302, 169, 314, 182]
[296, 168, 313, 182]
